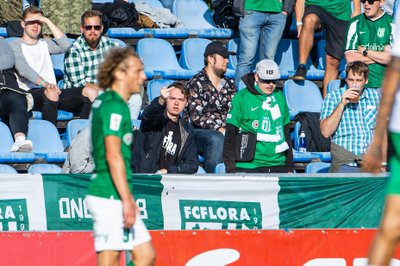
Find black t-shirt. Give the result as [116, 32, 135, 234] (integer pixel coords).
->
[159, 120, 181, 170]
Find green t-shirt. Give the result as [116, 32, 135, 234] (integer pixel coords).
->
[226, 88, 290, 169]
[305, 0, 351, 21]
[245, 0, 282, 13]
[345, 12, 393, 88]
[87, 90, 133, 199]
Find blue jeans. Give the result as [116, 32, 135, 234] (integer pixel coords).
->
[192, 129, 224, 173]
[235, 11, 287, 86]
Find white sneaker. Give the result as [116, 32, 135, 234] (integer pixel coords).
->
[10, 138, 33, 152]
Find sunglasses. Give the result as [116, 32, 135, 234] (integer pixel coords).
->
[259, 79, 278, 85]
[360, 0, 379, 4]
[84, 25, 102, 31]
[25, 20, 43, 26]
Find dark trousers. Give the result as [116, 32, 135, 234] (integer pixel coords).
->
[30, 87, 91, 125]
[0, 89, 29, 137]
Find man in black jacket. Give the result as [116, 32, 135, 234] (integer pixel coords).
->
[132, 82, 199, 174]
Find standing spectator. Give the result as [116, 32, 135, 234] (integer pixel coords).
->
[0, 37, 32, 152]
[345, 0, 393, 89]
[63, 10, 142, 119]
[224, 59, 294, 173]
[293, 0, 361, 97]
[234, 0, 295, 86]
[320, 61, 381, 172]
[11, 6, 96, 125]
[183, 41, 237, 173]
[132, 83, 198, 174]
[86, 47, 156, 266]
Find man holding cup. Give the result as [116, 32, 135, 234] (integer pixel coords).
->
[320, 61, 381, 172]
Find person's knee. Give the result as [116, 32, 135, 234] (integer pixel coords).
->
[303, 14, 319, 29]
[207, 131, 224, 146]
[82, 87, 98, 102]
[44, 89, 59, 102]
[132, 242, 156, 266]
[326, 55, 340, 69]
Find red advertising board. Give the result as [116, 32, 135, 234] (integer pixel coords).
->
[1, 229, 400, 265]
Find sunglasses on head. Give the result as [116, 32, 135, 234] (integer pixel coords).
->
[360, 0, 379, 4]
[84, 25, 102, 31]
[259, 79, 278, 85]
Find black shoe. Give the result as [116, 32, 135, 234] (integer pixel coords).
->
[293, 65, 307, 80]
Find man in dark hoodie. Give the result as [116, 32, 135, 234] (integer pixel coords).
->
[223, 59, 294, 173]
[132, 82, 199, 174]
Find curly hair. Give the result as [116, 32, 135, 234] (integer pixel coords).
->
[345, 61, 370, 80]
[168, 82, 190, 100]
[97, 46, 140, 89]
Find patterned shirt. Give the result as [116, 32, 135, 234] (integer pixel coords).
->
[345, 12, 394, 88]
[183, 68, 236, 130]
[320, 86, 381, 155]
[63, 35, 119, 88]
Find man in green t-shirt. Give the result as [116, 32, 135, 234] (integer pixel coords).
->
[86, 47, 155, 266]
[224, 59, 294, 173]
[345, 0, 393, 89]
[294, 0, 361, 97]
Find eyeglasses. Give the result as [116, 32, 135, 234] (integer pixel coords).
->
[259, 79, 278, 85]
[84, 25, 102, 31]
[25, 20, 43, 26]
[360, 0, 379, 4]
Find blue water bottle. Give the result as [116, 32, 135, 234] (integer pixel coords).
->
[299, 131, 307, 153]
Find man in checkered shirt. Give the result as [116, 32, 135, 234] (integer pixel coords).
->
[320, 61, 381, 172]
[63, 10, 142, 119]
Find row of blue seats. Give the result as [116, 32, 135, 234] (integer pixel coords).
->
[213, 162, 332, 174]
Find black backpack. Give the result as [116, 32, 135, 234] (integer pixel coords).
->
[211, 0, 239, 30]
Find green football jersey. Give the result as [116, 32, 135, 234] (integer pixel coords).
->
[305, 0, 351, 21]
[245, 0, 282, 13]
[87, 90, 133, 199]
[226, 89, 290, 169]
[345, 12, 393, 88]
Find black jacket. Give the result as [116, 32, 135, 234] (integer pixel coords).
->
[131, 97, 199, 174]
[223, 73, 294, 173]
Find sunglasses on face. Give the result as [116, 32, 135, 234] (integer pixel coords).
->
[25, 20, 43, 26]
[259, 79, 278, 85]
[84, 25, 102, 31]
[360, 0, 379, 4]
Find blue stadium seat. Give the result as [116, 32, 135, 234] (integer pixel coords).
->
[65, 119, 90, 146]
[327, 79, 342, 95]
[28, 164, 62, 174]
[131, 119, 142, 130]
[293, 150, 313, 163]
[136, 38, 196, 79]
[172, 0, 233, 38]
[227, 38, 239, 70]
[0, 164, 18, 174]
[31, 110, 74, 121]
[283, 79, 323, 119]
[146, 79, 175, 101]
[0, 122, 35, 163]
[109, 37, 127, 47]
[106, 28, 145, 39]
[214, 163, 226, 174]
[0, 27, 8, 37]
[238, 80, 246, 91]
[196, 165, 206, 174]
[132, 0, 164, 8]
[147, 28, 189, 39]
[27, 120, 67, 163]
[275, 39, 324, 80]
[51, 38, 75, 78]
[305, 162, 331, 173]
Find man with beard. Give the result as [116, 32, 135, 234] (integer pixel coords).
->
[183, 41, 237, 173]
[11, 6, 97, 125]
[64, 10, 142, 119]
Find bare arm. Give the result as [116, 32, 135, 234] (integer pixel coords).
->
[362, 45, 392, 65]
[105, 136, 137, 228]
[363, 57, 400, 172]
[351, 0, 361, 18]
[295, 0, 305, 38]
[345, 50, 376, 65]
[26, 13, 64, 39]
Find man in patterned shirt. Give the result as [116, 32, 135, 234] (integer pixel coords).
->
[63, 10, 142, 119]
[183, 41, 237, 173]
[320, 61, 381, 172]
[344, 0, 393, 89]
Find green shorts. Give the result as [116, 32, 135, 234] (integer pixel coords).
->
[387, 132, 400, 194]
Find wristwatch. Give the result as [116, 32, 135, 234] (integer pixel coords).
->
[363, 49, 368, 56]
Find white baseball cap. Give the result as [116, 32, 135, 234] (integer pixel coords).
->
[255, 59, 281, 81]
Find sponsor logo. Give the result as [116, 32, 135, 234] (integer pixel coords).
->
[252, 120, 259, 129]
[123, 132, 133, 145]
[186, 249, 240, 266]
[377, 27, 385, 38]
[0, 199, 29, 231]
[251, 107, 259, 111]
[110, 113, 122, 131]
[179, 200, 262, 230]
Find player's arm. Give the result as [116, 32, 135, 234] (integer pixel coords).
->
[363, 56, 400, 172]
[105, 135, 138, 228]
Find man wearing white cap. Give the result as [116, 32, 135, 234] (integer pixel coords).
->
[223, 59, 294, 173]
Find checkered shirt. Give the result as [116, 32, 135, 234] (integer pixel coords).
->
[320, 86, 381, 155]
[63, 35, 119, 88]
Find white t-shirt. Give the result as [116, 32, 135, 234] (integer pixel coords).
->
[389, 9, 400, 133]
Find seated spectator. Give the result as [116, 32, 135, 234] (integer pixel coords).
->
[11, 6, 96, 125]
[320, 61, 381, 172]
[64, 9, 142, 119]
[132, 82, 198, 174]
[62, 126, 94, 174]
[0, 37, 32, 152]
[183, 41, 236, 173]
[223, 59, 294, 173]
